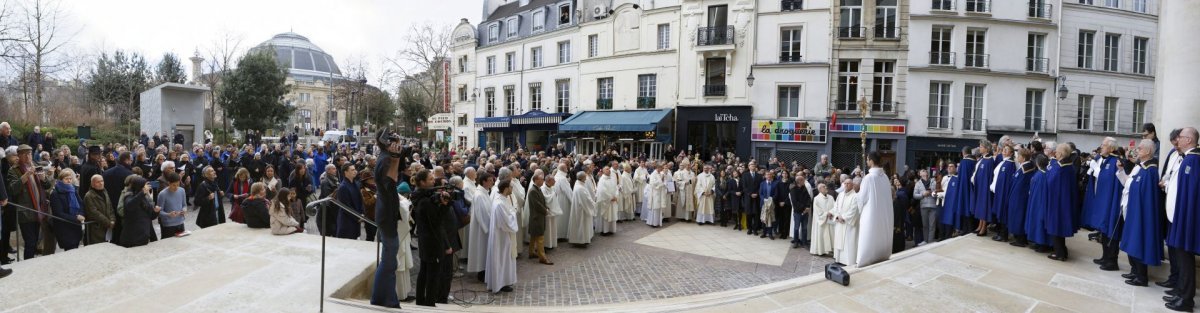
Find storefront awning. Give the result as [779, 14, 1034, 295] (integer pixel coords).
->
[512, 109, 570, 125]
[473, 116, 510, 129]
[559, 109, 673, 132]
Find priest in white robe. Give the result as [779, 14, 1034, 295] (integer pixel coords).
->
[694, 165, 717, 224]
[595, 167, 619, 235]
[634, 161, 649, 217]
[569, 171, 597, 245]
[551, 165, 573, 247]
[619, 164, 637, 221]
[466, 174, 496, 275]
[833, 179, 860, 265]
[506, 167, 526, 256]
[674, 162, 696, 221]
[663, 165, 677, 221]
[396, 190, 416, 300]
[460, 167, 479, 259]
[646, 164, 668, 227]
[485, 180, 518, 293]
[541, 173, 562, 249]
[810, 183, 836, 256]
[855, 152, 895, 267]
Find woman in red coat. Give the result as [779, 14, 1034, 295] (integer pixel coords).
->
[228, 168, 253, 223]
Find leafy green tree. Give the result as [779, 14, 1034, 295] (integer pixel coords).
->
[86, 50, 150, 122]
[217, 48, 292, 132]
[396, 84, 429, 136]
[154, 52, 187, 84]
[357, 89, 396, 128]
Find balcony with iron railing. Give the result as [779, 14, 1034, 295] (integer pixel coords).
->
[962, 117, 988, 132]
[965, 53, 989, 68]
[781, 0, 803, 11]
[835, 100, 858, 112]
[1024, 117, 1048, 132]
[596, 98, 613, 110]
[780, 53, 803, 63]
[871, 102, 897, 114]
[927, 116, 951, 130]
[874, 26, 903, 40]
[637, 97, 656, 109]
[704, 84, 727, 97]
[965, 0, 991, 13]
[930, 51, 956, 66]
[931, 0, 955, 11]
[1028, 3, 1053, 19]
[697, 26, 735, 46]
[837, 26, 867, 39]
[1026, 57, 1049, 73]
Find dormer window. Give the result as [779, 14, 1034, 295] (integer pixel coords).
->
[506, 17, 518, 38]
[558, 3, 571, 25]
[488, 24, 499, 43]
[533, 9, 545, 32]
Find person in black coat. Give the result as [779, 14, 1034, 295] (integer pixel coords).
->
[893, 177, 911, 253]
[288, 160, 314, 224]
[334, 164, 364, 239]
[120, 176, 159, 248]
[790, 173, 814, 248]
[773, 171, 793, 240]
[103, 152, 134, 243]
[242, 183, 270, 229]
[78, 146, 104, 188]
[49, 170, 84, 251]
[195, 167, 224, 228]
[412, 169, 458, 307]
[723, 168, 741, 228]
[741, 163, 763, 235]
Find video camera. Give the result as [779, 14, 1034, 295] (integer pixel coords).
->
[375, 127, 413, 159]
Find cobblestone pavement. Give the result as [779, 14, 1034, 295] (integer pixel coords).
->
[440, 218, 835, 307]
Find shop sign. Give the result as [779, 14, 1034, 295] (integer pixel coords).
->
[714, 113, 739, 122]
[752, 120, 827, 144]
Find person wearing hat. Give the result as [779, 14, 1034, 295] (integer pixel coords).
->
[8, 145, 52, 259]
[360, 170, 378, 242]
[1, 145, 17, 265]
[79, 146, 104, 191]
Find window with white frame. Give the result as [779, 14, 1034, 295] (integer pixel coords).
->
[597, 77, 613, 110]
[965, 29, 987, 67]
[931, 26, 953, 65]
[507, 18, 518, 38]
[530, 82, 542, 111]
[638, 74, 657, 109]
[875, 0, 898, 39]
[1133, 37, 1148, 74]
[558, 41, 571, 64]
[1104, 33, 1120, 71]
[933, 0, 953, 10]
[1077, 95, 1093, 130]
[1080, 0, 1094, 4]
[486, 56, 495, 74]
[458, 86, 467, 102]
[489, 24, 499, 43]
[928, 82, 951, 129]
[836, 60, 859, 111]
[588, 34, 598, 58]
[966, 0, 989, 12]
[1027, 33, 1046, 72]
[531, 47, 542, 68]
[1105, 0, 1119, 8]
[1025, 89, 1045, 131]
[1078, 31, 1095, 69]
[533, 10, 545, 32]
[964, 84, 985, 131]
[1133, 0, 1147, 13]
[872, 60, 895, 112]
[1102, 97, 1118, 132]
[556, 80, 570, 113]
[458, 55, 468, 73]
[657, 24, 670, 49]
[485, 88, 496, 117]
[558, 3, 572, 25]
[1132, 100, 1146, 133]
[505, 85, 516, 116]
[781, 27, 802, 62]
[505, 52, 515, 72]
[839, 0, 863, 38]
[778, 86, 802, 118]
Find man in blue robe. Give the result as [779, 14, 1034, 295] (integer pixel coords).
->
[1006, 148, 1035, 247]
[1045, 143, 1078, 261]
[946, 147, 976, 236]
[1089, 138, 1126, 271]
[1025, 155, 1051, 252]
[1164, 127, 1199, 312]
[991, 144, 1017, 242]
[971, 142, 996, 236]
[1118, 139, 1161, 287]
[937, 163, 960, 238]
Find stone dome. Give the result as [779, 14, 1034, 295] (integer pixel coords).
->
[254, 32, 342, 77]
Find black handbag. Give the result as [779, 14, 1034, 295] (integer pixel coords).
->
[825, 262, 850, 286]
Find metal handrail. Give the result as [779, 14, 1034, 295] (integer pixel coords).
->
[304, 197, 381, 312]
[9, 202, 96, 262]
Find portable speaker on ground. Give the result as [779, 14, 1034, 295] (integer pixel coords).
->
[825, 262, 850, 286]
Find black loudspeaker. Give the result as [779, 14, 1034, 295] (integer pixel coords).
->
[825, 262, 850, 286]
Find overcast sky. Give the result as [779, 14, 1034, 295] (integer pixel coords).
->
[67, 0, 482, 88]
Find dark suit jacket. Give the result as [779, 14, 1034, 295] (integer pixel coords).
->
[741, 172, 762, 213]
[119, 192, 156, 247]
[527, 185, 548, 236]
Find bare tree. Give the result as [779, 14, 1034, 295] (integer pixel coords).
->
[17, 0, 75, 123]
[201, 30, 244, 139]
[387, 22, 450, 116]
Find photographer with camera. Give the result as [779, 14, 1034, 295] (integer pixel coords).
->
[370, 130, 412, 308]
[412, 167, 459, 307]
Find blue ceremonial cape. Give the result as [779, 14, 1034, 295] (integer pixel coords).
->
[1080, 156, 1099, 229]
[1084, 156, 1124, 236]
[1025, 170, 1049, 245]
[1045, 162, 1079, 237]
[939, 175, 962, 226]
[1120, 160, 1163, 265]
[992, 159, 1016, 223]
[1167, 150, 1200, 254]
[1006, 165, 1035, 236]
[941, 158, 977, 229]
[971, 156, 996, 220]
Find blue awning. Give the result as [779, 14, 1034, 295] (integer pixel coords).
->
[475, 109, 571, 130]
[558, 109, 673, 132]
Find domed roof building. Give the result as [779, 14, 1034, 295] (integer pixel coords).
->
[252, 32, 343, 80]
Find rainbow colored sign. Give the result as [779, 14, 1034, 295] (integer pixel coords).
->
[752, 120, 827, 143]
[830, 123, 907, 134]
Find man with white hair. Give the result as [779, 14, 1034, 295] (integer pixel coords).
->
[594, 166, 619, 235]
[633, 160, 649, 219]
[645, 163, 668, 227]
[694, 165, 716, 224]
[568, 170, 597, 246]
[1084, 137, 1126, 271]
[674, 161, 696, 221]
[619, 163, 636, 221]
[831, 178, 859, 265]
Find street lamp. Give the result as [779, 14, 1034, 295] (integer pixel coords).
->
[1056, 76, 1069, 100]
[746, 70, 755, 87]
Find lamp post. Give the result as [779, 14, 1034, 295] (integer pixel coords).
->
[858, 94, 869, 167]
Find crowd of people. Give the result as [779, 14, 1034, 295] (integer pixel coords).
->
[0, 120, 1196, 311]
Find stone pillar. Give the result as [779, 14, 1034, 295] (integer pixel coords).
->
[1153, 0, 1200, 160]
[189, 50, 204, 85]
